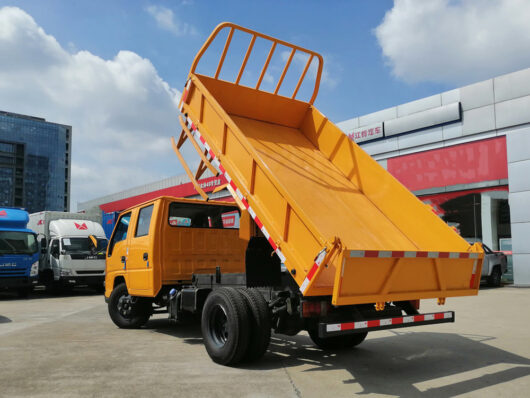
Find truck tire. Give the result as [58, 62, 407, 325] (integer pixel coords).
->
[108, 283, 151, 329]
[487, 266, 502, 287]
[308, 329, 368, 350]
[201, 287, 250, 366]
[238, 288, 271, 362]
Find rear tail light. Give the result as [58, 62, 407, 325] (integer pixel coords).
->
[302, 301, 329, 317]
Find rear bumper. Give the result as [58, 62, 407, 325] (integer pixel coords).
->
[318, 311, 455, 338]
[0, 276, 38, 289]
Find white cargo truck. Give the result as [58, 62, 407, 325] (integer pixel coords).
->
[28, 212, 107, 292]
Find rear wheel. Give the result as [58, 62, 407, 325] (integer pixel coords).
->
[201, 287, 250, 366]
[108, 283, 151, 328]
[238, 288, 271, 362]
[308, 328, 368, 350]
[488, 266, 502, 287]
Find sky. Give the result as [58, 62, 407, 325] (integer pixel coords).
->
[0, 0, 529, 210]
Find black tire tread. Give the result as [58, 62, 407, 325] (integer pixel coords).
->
[488, 266, 502, 287]
[201, 287, 251, 366]
[238, 288, 271, 361]
[108, 283, 150, 329]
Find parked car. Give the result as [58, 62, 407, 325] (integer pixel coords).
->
[480, 243, 507, 287]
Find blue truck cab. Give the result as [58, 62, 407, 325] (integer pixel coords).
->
[0, 208, 40, 297]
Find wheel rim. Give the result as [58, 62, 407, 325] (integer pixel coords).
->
[117, 294, 134, 318]
[209, 304, 229, 347]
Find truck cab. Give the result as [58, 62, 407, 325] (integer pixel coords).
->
[105, 196, 246, 299]
[0, 208, 40, 297]
[29, 212, 108, 292]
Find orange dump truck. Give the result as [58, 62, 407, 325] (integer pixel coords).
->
[105, 23, 484, 366]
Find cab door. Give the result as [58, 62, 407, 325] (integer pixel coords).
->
[107, 211, 132, 286]
[127, 204, 155, 296]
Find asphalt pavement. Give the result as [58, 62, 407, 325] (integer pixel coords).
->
[0, 286, 529, 397]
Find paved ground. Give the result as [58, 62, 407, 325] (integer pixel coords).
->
[0, 286, 529, 398]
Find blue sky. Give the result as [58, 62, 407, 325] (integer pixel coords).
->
[2, 0, 454, 122]
[1, 1, 529, 208]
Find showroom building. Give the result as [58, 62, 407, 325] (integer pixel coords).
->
[78, 67, 530, 286]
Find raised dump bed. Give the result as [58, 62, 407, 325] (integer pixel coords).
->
[177, 23, 483, 306]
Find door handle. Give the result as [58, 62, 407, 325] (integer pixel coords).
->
[143, 253, 148, 261]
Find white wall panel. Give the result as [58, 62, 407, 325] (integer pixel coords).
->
[511, 223, 530, 254]
[358, 107, 397, 127]
[460, 79, 494, 110]
[397, 94, 441, 117]
[494, 68, 530, 102]
[508, 159, 530, 193]
[513, 254, 530, 285]
[495, 95, 530, 129]
[506, 126, 530, 163]
[385, 102, 460, 136]
[509, 191, 530, 223]
[397, 127, 443, 149]
[336, 117, 359, 132]
[360, 137, 398, 156]
[441, 89, 460, 105]
[461, 105, 495, 136]
[442, 122, 463, 140]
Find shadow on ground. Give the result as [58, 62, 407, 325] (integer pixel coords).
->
[0, 315, 12, 323]
[0, 286, 103, 301]
[148, 318, 530, 397]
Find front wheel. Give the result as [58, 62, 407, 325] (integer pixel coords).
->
[308, 328, 368, 350]
[108, 283, 151, 329]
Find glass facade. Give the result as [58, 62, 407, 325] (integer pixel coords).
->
[0, 111, 71, 213]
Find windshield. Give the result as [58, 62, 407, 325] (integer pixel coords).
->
[0, 231, 38, 255]
[62, 237, 108, 254]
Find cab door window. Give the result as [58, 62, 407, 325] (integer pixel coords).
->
[135, 205, 153, 237]
[50, 239, 60, 258]
[168, 202, 239, 229]
[108, 212, 131, 256]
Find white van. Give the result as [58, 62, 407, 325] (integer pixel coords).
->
[28, 212, 107, 291]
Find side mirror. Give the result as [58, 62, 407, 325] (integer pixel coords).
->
[40, 237, 47, 248]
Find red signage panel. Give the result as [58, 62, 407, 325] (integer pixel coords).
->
[387, 137, 507, 191]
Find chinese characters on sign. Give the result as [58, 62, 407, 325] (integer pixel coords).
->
[347, 122, 384, 144]
[199, 178, 222, 189]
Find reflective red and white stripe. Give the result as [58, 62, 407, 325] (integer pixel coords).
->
[184, 117, 286, 265]
[326, 311, 453, 333]
[179, 79, 192, 112]
[299, 248, 327, 294]
[469, 258, 479, 288]
[348, 250, 480, 259]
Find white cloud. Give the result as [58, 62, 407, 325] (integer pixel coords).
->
[0, 6, 190, 210]
[146, 5, 196, 36]
[375, 0, 530, 85]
